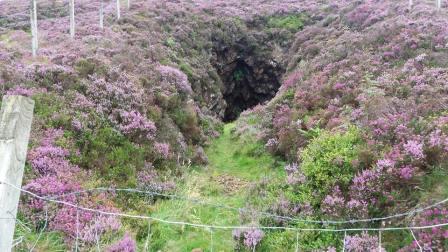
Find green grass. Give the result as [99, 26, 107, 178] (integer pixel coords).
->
[13, 216, 66, 252]
[207, 123, 283, 180]
[147, 123, 285, 251]
[267, 14, 307, 32]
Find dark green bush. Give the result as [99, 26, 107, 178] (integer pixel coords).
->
[77, 126, 146, 187]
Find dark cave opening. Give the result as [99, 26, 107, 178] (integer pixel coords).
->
[216, 56, 283, 122]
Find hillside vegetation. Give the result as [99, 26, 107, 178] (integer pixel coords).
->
[1, 0, 448, 251]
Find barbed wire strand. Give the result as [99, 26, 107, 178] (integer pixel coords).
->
[3, 181, 448, 233]
[210, 228, 214, 252]
[50, 186, 448, 225]
[30, 204, 48, 252]
[409, 228, 423, 252]
[75, 208, 80, 252]
[378, 230, 382, 252]
[95, 214, 101, 252]
[144, 220, 151, 252]
[29, 204, 48, 252]
[7, 210, 32, 233]
[295, 230, 299, 252]
[11, 236, 24, 248]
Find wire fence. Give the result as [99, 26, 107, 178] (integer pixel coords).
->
[1, 179, 447, 251]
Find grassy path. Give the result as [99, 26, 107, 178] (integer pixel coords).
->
[149, 123, 284, 251]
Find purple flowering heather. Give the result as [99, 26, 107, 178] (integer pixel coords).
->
[403, 140, 425, 160]
[265, 138, 279, 154]
[345, 232, 384, 252]
[284, 163, 299, 174]
[154, 142, 170, 159]
[137, 163, 176, 193]
[232, 228, 264, 250]
[6, 86, 40, 96]
[333, 82, 346, 91]
[265, 138, 279, 148]
[157, 65, 193, 95]
[273, 104, 291, 130]
[106, 233, 136, 252]
[114, 110, 157, 140]
[322, 186, 346, 217]
[376, 158, 395, 170]
[243, 228, 264, 249]
[398, 165, 415, 180]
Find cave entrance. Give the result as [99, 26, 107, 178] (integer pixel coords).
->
[217, 57, 283, 122]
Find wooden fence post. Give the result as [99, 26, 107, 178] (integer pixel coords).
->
[30, 0, 38, 57]
[69, 0, 75, 38]
[0, 96, 35, 252]
[127, 0, 130, 9]
[99, 1, 104, 29]
[116, 0, 121, 19]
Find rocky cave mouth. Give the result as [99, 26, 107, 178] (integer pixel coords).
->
[215, 55, 284, 122]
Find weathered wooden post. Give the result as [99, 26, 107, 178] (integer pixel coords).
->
[409, 0, 413, 8]
[99, 1, 104, 29]
[116, 0, 121, 19]
[30, 0, 38, 57]
[127, 0, 130, 9]
[69, 0, 75, 38]
[0, 96, 35, 252]
[437, 0, 442, 9]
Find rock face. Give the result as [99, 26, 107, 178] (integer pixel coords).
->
[211, 27, 285, 121]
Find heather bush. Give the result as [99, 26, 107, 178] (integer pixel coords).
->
[345, 232, 384, 252]
[232, 228, 264, 251]
[156, 65, 193, 97]
[106, 233, 136, 252]
[22, 128, 122, 246]
[137, 162, 175, 193]
[112, 109, 157, 141]
[399, 207, 448, 251]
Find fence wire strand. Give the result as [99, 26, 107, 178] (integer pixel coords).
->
[410, 228, 423, 252]
[2, 180, 448, 233]
[49, 185, 448, 225]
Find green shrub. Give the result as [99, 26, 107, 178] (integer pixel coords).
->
[179, 62, 194, 79]
[171, 103, 201, 143]
[165, 37, 176, 48]
[77, 127, 146, 187]
[233, 68, 245, 81]
[34, 93, 71, 129]
[300, 126, 363, 194]
[75, 58, 107, 78]
[267, 14, 307, 32]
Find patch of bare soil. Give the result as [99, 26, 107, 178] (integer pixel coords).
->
[214, 174, 248, 194]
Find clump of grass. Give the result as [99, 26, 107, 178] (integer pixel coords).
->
[267, 14, 307, 32]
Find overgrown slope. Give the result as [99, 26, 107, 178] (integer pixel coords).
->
[1, 0, 448, 251]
